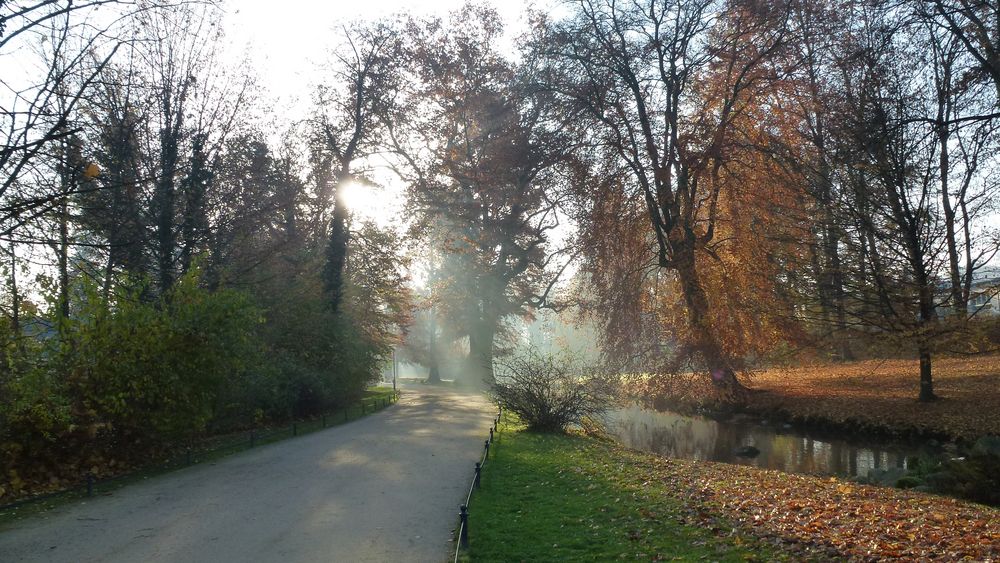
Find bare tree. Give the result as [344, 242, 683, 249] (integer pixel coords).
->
[924, 0, 1000, 105]
[540, 0, 791, 393]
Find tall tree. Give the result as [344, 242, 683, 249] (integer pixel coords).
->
[314, 20, 403, 312]
[541, 0, 792, 392]
[397, 5, 576, 385]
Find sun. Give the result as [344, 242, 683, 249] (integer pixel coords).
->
[339, 181, 379, 214]
[338, 180, 402, 228]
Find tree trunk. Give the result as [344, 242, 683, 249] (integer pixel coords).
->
[912, 231, 938, 402]
[673, 244, 744, 395]
[9, 242, 20, 355]
[467, 320, 496, 387]
[180, 134, 210, 274]
[936, 86, 965, 317]
[825, 225, 854, 361]
[323, 190, 350, 313]
[156, 135, 177, 294]
[427, 310, 441, 384]
[918, 346, 935, 402]
[57, 193, 70, 321]
[427, 362, 441, 384]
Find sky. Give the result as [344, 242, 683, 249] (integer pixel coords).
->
[221, 0, 546, 226]
[223, 0, 536, 111]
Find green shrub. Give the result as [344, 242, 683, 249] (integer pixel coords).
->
[57, 270, 261, 442]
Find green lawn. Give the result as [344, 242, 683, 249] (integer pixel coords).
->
[466, 421, 786, 562]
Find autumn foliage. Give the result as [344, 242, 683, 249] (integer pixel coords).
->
[644, 355, 1000, 441]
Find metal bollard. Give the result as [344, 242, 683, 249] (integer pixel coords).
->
[474, 462, 481, 489]
[250, 430, 256, 448]
[293, 423, 298, 437]
[344, 410, 348, 422]
[489, 428, 494, 443]
[186, 448, 192, 466]
[459, 505, 469, 548]
[484, 439, 490, 459]
[86, 474, 94, 497]
[361, 402, 366, 415]
[322, 414, 327, 428]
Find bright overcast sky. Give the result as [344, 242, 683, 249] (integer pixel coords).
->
[223, 0, 543, 111]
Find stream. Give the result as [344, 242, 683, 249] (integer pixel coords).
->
[606, 404, 935, 479]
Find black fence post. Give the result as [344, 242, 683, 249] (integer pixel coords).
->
[361, 401, 366, 415]
[484, 439, 490, 460]
[459, 504, 469, 548]
[322, 414, 327, 428]
[474, 462, 481, 489]
[344, 410, 348, 422]
[86, 474, 94, 497]
[489, 428, 494, 443]
[250, 430, 256, 448]
[186, 448, 192, 466]
[293, 423, 298, 437]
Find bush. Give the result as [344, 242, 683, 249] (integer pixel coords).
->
[490, 347, 617, 433]
[255, 284, 382, 419]
[58, 271, 261, 442]
[0, 266, 394, 500]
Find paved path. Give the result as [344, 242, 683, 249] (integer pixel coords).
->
[0, 384, 494, 563]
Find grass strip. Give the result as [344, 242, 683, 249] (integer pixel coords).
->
[466, 419, 790, 562]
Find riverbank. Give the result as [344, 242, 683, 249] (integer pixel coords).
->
[645, 356, 1000, 443]
[470, 422, 1000, 561]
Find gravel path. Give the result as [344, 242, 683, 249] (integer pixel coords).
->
[0, 384, 494, 563]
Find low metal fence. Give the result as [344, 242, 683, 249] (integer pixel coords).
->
[453, 406, 503, 563]
[0, 391, 399, 514]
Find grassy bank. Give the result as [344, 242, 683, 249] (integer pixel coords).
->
[0, 387, 398, 525]
[467, 422, 789, 562]
[469, 421, 1000, 561]
[646, 356, 1000, 442]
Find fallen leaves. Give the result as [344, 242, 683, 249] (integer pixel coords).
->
[643, 355, 1000, 441]
[747, 356, 1000, 440]
[642, 453, 1000, 561]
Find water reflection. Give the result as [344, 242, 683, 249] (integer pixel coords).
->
[607, 404, 925, 478]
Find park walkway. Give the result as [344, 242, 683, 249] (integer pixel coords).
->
[0, 384, 494, 563]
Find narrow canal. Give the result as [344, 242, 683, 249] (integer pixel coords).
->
[607, 404, 934, 478]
